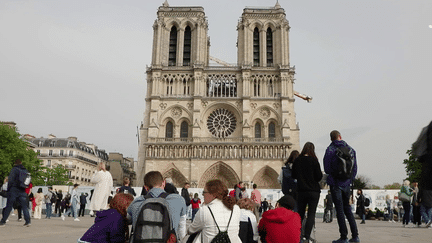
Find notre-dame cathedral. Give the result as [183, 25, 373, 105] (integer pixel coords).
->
[137, 1, 302, 189]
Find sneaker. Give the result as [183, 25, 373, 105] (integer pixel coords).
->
[349, 237, 360, 242]
[17, 218, 22, 222]
[427, 220, 432, 228]
[360, 220, 365, 224]
[332, 238, 349, 243]
[74, 218, 80, 222]
[61, 216, 65, 221]
[23, 222, 31, 227]
[0, 222, 5, 227]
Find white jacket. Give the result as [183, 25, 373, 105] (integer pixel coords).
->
[186, 199, 241, 243]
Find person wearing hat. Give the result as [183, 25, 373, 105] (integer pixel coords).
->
[258, 195, 301, 243]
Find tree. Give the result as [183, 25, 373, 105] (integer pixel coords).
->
[0, 123, 43, 184]
[403, 149, 422, 183]
[39, 165, 72, 186]
[384, 182, 402, 189]
[352, 175, 370, 189]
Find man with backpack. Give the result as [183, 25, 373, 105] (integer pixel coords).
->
[127, 171, 187, 242]
[324, 130, 359, 243]
[0, 158, 31, 227]
[45, 187, 54, 219]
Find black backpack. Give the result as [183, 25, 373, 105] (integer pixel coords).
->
[50, 192, 57, 204]
[333, 146, 354, 180]
[281, 165, 297, 195]
[364, 197, 370, 207]
[130, 192, 177, 243]
[208, 206, 232, 243]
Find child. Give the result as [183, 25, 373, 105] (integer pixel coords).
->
[190, 193, 201, 221]
[258, 195, 301, 243]
[78, 193, 134, 243]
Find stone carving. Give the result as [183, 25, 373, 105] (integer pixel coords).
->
[160, 103, 167, 110]
[260, 107, 270, 118]
[250, 103, 257, 109]
[187, 103, 193, 110]
[171, 107, 182, 118]
[201, 100, 208, 108]
[273, 103, 280, 109]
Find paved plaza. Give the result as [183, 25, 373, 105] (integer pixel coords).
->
[0, 213, 430, 243]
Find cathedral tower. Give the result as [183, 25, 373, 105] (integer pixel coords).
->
[137, 2, 300, 189]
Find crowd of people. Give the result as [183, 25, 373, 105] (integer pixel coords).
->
[1, 128, 432, 243]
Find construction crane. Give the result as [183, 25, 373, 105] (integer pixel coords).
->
[210, 56, 312, 103]
[209, 56, 233, 67]
[294, 91, 313, 103]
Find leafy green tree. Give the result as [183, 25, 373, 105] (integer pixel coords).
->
[0, 123, 43, 184]
[403, 149, 422, 183]
[40, 165, 72, 186]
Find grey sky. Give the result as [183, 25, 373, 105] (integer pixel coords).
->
[1, 0, 431, 187]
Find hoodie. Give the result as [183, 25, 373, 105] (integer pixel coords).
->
[258, 207, 301, 243]
[79, 209, 125, 243]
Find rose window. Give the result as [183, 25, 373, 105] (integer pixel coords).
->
[207, 109, 236, 138]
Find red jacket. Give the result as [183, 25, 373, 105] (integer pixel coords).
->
[258, 207, 301, 243]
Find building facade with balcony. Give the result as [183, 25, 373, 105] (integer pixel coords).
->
[30, 135, 109, 186]
[137, 2, 302, 189]
[108, 152, 137, 187]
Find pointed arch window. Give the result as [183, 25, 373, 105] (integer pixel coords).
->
[169, 26, 177, 66]
[166, 121, 173, 140]
[255, 122, 262, 139]
[269, 122, 276, 140]
[183, 26, 191, 66]
[180, 121, 188, 141]
[253, 27, 260, 66]
[266, 27, 273, 66]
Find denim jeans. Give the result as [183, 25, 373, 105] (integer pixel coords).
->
[46, 203, 52, 218]
[72, 199, 78, 219]
[420, 205, 432, 223]
[0, 187, 31, 224]
[330, 185, 358, 240]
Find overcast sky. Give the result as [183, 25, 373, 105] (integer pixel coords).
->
[1, 0, 431, 187]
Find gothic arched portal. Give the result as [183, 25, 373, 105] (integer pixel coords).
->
[162, 164, 188, 188]
[198, 161, 239, 188]
[252, 165, 281, 189]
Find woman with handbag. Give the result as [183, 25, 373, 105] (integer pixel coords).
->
[400, 180, 413, 227]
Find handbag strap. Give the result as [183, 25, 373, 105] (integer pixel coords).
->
[207, 206, 233, 233]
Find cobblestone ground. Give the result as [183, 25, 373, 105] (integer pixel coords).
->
[0, 213, 431, 242]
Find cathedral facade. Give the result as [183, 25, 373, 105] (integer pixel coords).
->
[137, 2, 301, 189]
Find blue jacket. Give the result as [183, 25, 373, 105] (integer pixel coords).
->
[7, 164, 28, 192]
[79, 209, 126, 243]
[323, 140, 357, 187]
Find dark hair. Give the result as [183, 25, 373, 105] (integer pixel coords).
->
[300, 142, 317, 160]
[14, 158, 23, 165]
[285, 150, 300, 165]
[184, 182, 190, 186]
[37, 188, 43, 193]
[73, 184, 79, 188]
[144, 171, 163, 189]
[206, 179, 235, 210]
[330, 130, 341, 141]
[253, 184, 257, 189]
[48, 186, 53, 190]
[358, 189, 363, 194]
[277, 195, 296, 210]
[123, 177, 130, 186]
[109, 193, 134, 241]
